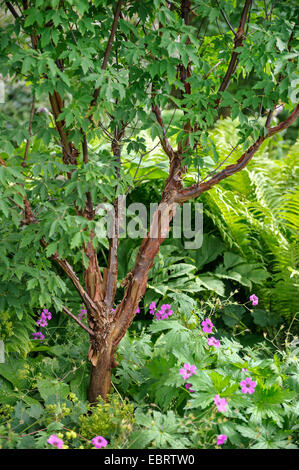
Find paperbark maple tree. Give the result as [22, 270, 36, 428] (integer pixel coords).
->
[0, 0, 298, 401]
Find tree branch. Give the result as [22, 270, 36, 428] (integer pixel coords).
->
[151, 97, 176, 160]
[5, 2, 20, 19]
[216, 0, 236, 36]
[174, 104, 299, 203]
[217, 0, 252, 95]
[22, 94, 35, 167]
[39, 237, 101, 319]
[62, 305, 95, 336]
[175, 102, 299, 202]
[0, 158, 36, 225]
[104, 125, 126, 311]
[91, 0, 123, 107]
[48, 91, 78, 167]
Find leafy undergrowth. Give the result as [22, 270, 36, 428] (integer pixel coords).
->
[0, 298, 298, 449]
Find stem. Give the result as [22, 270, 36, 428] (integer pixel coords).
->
[22, 94, 35, 167]
[62, 305, 95, 336]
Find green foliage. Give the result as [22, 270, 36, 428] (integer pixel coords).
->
[119, 234, 270, 312]
[79, 395, 135, 445]
[0, 310, 35, 357]
[115, 302, 299, 449]
[0, 298, 298, 449]
[201, 119, 299, 319]
[129, 409, 191, 449]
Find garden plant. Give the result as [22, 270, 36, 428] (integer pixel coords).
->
[0, 0, 298, 450]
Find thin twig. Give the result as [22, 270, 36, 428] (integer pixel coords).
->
[263, 0, 269, 21]
[22, 94, 35, 166]
[91, 0, 123, 107]
[216, 0, 236, 35]
[203, 60, 223, 79]
[218, 0, 252, 95]
[128, 108, 177, 191]
[62, 305, 95, 336]
[197, 144, 239, 186]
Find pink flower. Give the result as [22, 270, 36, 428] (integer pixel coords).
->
[202, 318, 214, 333]
[32, 332, 45, 340]
[149, 302, 156, 315]
[208, 337, 220, 348]
[249, 294, 258, 306]
[216, 434, 227, 445]
[240, 377, 257, 394]
[42, 309, 52, 320]
[155, 311, 164, 320]
[135, 305, 140, 314]
[155, 304, 173, 320]
[241, 368, 248, 372]
[47, 434, 64, 449]
[92, 436, 108, 449]
[160, 304, 173, 317]
[36, 318, 48, 327]
[78, 309, 87, 320]
[185, 383, 195, 393]
[214, 394, 228, 412]
[179, 363, 197, 380]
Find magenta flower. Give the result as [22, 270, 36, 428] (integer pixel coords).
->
[155, 310, 165, 320]
[155, 304, 173, 320]
[179, 363, 197, 380]
[32, 332, 45, 340]
[216, 434, 227, 445]
[36, 317, 48, 327]
[92, 436, 108, 449]
[47, 434, 64, 449]
[241, 368, 248, 373]
[208, 337, 220, 348]
[42, 309, 52, 320]
[135, 305, 140, 314]
[214, 395, 228, 412]
[249, 294, 258, 306]
[78, 309, 87, 320]
[185, 383, 195, 393]
[160, 304, 173, 317]
[201, 318, 214, 333]
[240, 377, 257, 394]
[149, 302, 156, 315]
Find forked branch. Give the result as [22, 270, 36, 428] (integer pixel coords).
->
[175, 103, 299, 202]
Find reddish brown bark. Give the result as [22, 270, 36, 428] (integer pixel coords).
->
[88, 339, 114, 403]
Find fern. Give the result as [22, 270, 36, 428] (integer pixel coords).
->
[201, 120, 299, 320]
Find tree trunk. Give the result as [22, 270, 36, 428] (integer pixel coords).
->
[88, 337, 114, 403]
[87, 200, 177, 402]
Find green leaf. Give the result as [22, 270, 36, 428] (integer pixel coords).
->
[37, 379, 70, 404]
[70, 231, 82, 249]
